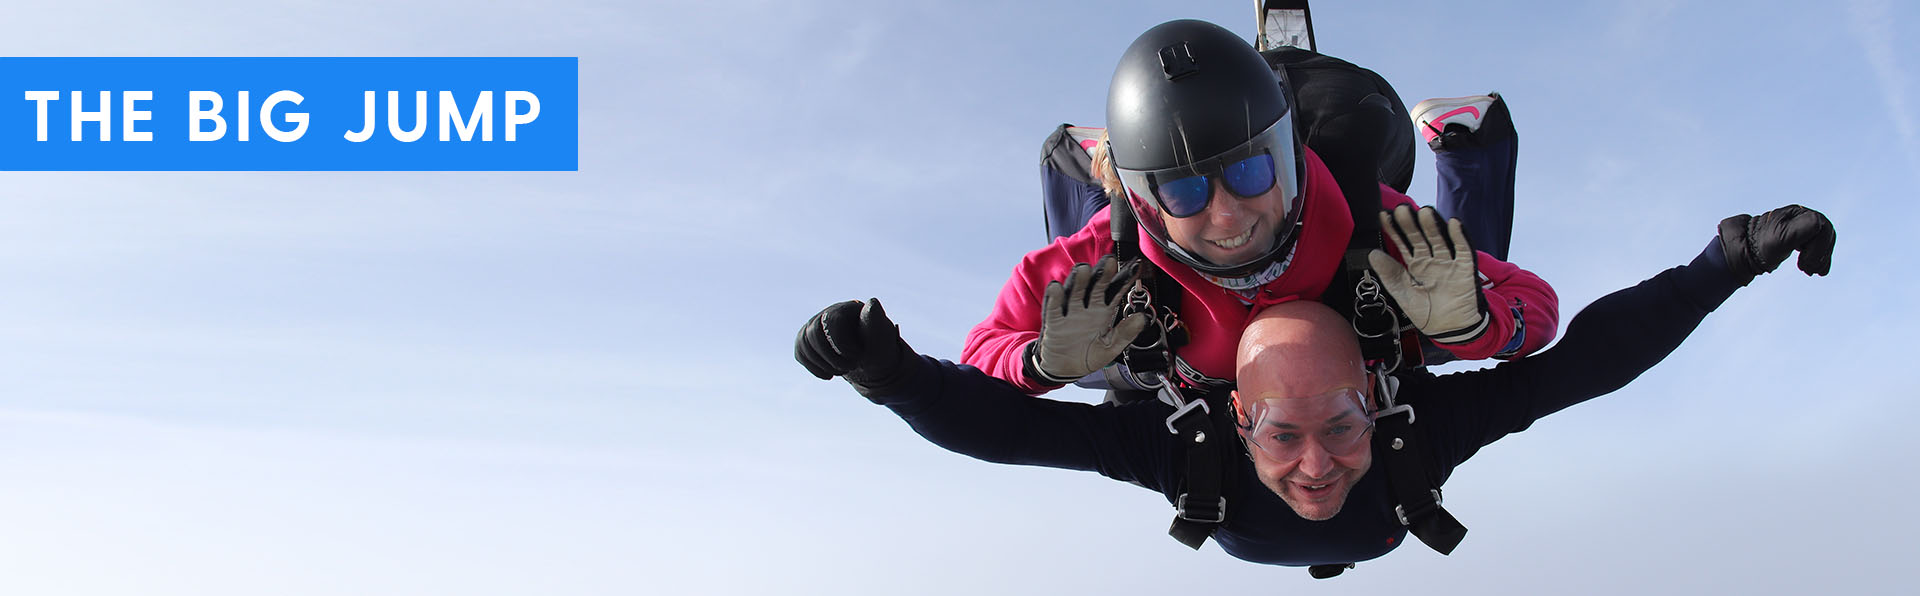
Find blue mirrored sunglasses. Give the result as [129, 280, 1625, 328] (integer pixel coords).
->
[1148, 152, 1278, 218]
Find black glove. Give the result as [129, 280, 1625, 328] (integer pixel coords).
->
[795, 298, 911, 397]
[1022, 255, 1149, 385]
[1717, 204, 1837, 285]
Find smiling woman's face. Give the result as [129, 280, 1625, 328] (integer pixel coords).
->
[1157, 178, 1289, 267]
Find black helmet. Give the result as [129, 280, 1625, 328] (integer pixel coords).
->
[1106, 19, 1305, 279]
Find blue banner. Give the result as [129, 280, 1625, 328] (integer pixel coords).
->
[0, 57, 577, 171]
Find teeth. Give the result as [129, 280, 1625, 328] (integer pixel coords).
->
[1212, 227, 1255, 249]
[1308, 484, 1327, 490]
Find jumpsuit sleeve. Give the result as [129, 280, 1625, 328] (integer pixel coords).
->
[859, 354, 1177, 492]
[960, 208, 1118, 394]
[1459, 246, 1559, 360]
[1413, 238, 1744, 471]
[1376, 186, 1559, 361]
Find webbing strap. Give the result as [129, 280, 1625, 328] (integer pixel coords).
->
[1373, 408, 1467, 554]
[1109, 194, 1226, 550]
[1319, 94, 1412, 371]
[1325, 94, 1394, 254]
[1111, 193, 1140, 262]
[1109, 200, 1187, 393]
[1167, 388, 1226, 549]
[1107, 205, 1223, 549]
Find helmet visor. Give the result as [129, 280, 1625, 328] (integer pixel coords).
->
[1235, 387, 1372, 461]
[1112, 111, 1303, 275]
[1114, 111, 1299, 221]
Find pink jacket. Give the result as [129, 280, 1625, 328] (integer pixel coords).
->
[962, 149, 1559, 394]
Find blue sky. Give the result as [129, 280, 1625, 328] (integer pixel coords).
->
[1, 1, 1914, 594]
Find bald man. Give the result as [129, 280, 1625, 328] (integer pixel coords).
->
[796, 205, 1835, 570]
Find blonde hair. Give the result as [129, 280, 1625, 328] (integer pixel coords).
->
[1090, 130, 1127, 199]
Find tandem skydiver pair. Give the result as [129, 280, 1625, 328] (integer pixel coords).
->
[795, 18, 1838, 577]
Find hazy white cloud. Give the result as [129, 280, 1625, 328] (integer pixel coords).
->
[1603, 0, 1681, 55]
[1847, 0, 1919, 178]
[0, 1, 1908, 594]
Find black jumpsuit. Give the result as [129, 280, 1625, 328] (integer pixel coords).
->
[858, 239, 1744, 566]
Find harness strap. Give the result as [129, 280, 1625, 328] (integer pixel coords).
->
[1370, 368, 1467, 554]
[1163, 381, 1230, 549]
[1100, 209, 1227, 548]
[1313, 93, 1468, 563]
[1111, 192, 1140, 261]
[1109, 97, 1449, 556]
[1108, 200, 1191, 394]
[1313, 92, 1423, 375]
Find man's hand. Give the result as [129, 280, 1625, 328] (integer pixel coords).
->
[1367, 205, 1490, 345]
[1718, 204, 1837, 285]
[796, 298, 910, 397]
[1024, 255, 1150, 385]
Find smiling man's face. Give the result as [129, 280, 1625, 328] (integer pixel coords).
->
[1234, 387, 1373, 521]
[1233, 300, 1375, 521]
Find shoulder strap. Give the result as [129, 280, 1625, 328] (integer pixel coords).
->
[1163, 384, 1235, 549]
[1110, 188, 1140, 261]
[1371, 369, 1468, 554]
[1106, 189, 1233, 551]
[1311, 93, 1421, 370]
[1108, 200, 1187, 377]
[1317, 96, 1469, 556]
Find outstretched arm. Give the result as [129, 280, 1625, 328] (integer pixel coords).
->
[1415, 205, 1836, 466]
[799, 299, 1173, 489]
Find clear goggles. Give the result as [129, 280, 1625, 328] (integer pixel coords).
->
[1234, 386, 1373, 460]
[1113, 112, 1299, 220]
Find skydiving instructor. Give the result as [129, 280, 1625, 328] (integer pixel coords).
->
[962, 20, 1559, 397]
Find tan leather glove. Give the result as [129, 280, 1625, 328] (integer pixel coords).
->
[1024, 255, 1150, 385]
[1367, 205, 1489, 345]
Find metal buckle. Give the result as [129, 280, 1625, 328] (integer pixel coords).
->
[1156, 380, 1213, 434]
[1393, 490, 1445, 526]
[1374, 403, 1414, 424]
[1135, 370, 1167, 392]
[1368, 363, 1413, 423]
[1351, 270, 1394, 339]
[1164, 395, 1211, 435]
[1350, 269, 1406, 373]
[1123, 281, 1165, 351]
[1175, 494, 1227, 524]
